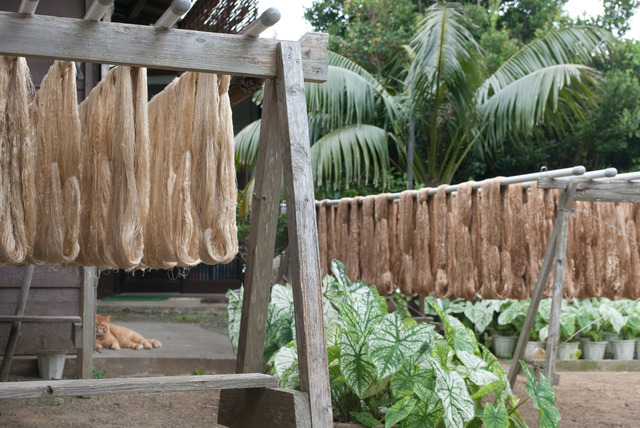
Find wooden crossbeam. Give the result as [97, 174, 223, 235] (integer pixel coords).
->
[539, 177, 640, 203]
[0, 11, 328, 82]
[0, 316, 82, 323]
[0, 373, 278, 399]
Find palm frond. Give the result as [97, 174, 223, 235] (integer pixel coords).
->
[478, 26, 614, 103]
[310, 124, 389, 188]
[480, 64, 599, 143]
[406, 3, 480, 100]
[234, 119, 261, 171]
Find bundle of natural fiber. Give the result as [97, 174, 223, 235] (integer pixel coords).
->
[615, 203, 632, 299]
[192, 73, 238, 265]
[389, 199, 401, 288]
[29, 61, 82, 265]
[502, 184, 527, 299]
[542, 188, 560, 297]
[524, 183, 543, 296]
[413, 188, 432, 296]
[563, 203, 577, 300]
[327, 204, 338, 269]
[397, 190, 415, 296]
[471, 185, 483, 295]
[453, 182, 476, 299]
[446, 196, 457, 299]
[346, 197, 362, 280]
[479, 178, 503, 299]
[581, 202, 600, 297]
[374, 194, 393, 294]
[337, 198, 351, 274]
[0, 56, 33, 265]
[360, 195, 376, 286]
[316, 200, 329, 277]
[432, 185, 451, 298]
[624, 206, 640, 299]
[596, 202, 621, 299]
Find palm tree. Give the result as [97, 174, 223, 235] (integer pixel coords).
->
[406, 2, 615, 184]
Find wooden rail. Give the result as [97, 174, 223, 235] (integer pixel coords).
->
[0, 316, 82, 323]
[0, 373, 278, 399]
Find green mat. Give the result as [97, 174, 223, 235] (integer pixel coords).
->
[102, 296, 169, 301]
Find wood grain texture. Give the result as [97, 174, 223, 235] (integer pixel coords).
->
[0, 265, 81, 288]
[236, 79, 284, 374]
[0, 12, 328, 82]
[544, 183, 577, 382]
[76, 267, 96, 379]
[0, 373, 278, 399]
[218, 387, 311, 428]
[538, 177, 640, 203]
[0, 316, 82, 323]
[275, 41, 333, 428]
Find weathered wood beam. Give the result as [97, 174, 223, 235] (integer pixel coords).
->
[0, 373, 278, 399]
[219, 387, 311, 428]
[0, 12, 328, 82]
[0, 315, 82, 323]
[538, 177, 640, 203]
[275, 41, 332, 427]
[77, 266, 96, 379]
[543, 182, 577, 384]
[235, 79, 284, 374]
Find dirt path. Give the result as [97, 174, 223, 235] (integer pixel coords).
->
[1, 370, 639, 427]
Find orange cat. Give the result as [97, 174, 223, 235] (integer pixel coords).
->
[95, 315, 162, 350]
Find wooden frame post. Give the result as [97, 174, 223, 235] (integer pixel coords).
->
[76, 267, 96, 379]
[543, 182, 577, 382]
[508, 182, 576, 386]
[235, 79, 284, 374]
[275, 41, 332, 427]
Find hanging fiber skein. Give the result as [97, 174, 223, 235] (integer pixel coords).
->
[359, 195, 376, 286]
[453, 182, 476, 300]
[0, 56, 34, 265]
[432, 185, 451, 298]
[413, 188, 432, 296]
[29, 61, 82, 265]
[374, 194, 393, 294]
[479, 178, 503, 299]
[191, 73, 238, 265]
[346, 197, 361, 280]
[397, 190, 416, 296]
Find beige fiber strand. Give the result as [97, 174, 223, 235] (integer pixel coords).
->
[347, 197, 361, 280]
[432, 185, 450, 298]
[398, 190, 415, 296]
[360, 195, 376, 286]
[389, 198, 401, 289]
[317, 200, 328, 277]
[479, 178, 502, 298]
[374, 194, 393, 294]
[337, 198, 350, 273]
[453, 182, 476, 299]
[413, 188, 432, 296]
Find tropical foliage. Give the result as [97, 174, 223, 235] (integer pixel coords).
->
[227, 260, 560, 427]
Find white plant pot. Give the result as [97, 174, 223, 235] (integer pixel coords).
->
[524, 341, 545, 360]
[492, 336, 517, 358]
[610, 339, 635, 360]
[557, 342, 581, 360]
[582, 341, 607, 361]
[636, 340, 640, 360]
[604, 333, 619, 356]
[37, 351, 66, 380]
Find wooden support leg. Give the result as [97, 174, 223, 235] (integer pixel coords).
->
[275, 41, 333, 427]
[544, 183, 577, 383]
[0, 265, 34, 382]
[235, 79, 284, 374]
[508, 216, 560, 386]
[219, 387, 311, 428]
[76, 267, 96, 379]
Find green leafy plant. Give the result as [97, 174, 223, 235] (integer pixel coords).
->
[227, 260, 560, 427]
[92, 368, 106, 379]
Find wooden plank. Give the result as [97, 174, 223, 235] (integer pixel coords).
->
[275, 41, 332, 428]
[0, 265, 81, 288]
[539, 177, 640, 203]
[543, 183, 577, 383]
[0, 12, 328, 82]
[235, 79, 284, 374]
[76, 267, 96, 379]
[0, 373, 278, 399]
[218, 387, 311, 428]
[0, 265, 34, 382]
[0, 316, 82, 323]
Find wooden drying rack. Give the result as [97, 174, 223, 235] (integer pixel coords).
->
[0, 1, 332, 426]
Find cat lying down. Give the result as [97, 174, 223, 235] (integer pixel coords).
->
[95, 314, 162, 350]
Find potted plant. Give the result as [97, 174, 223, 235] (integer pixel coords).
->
[227, 260, 561, 427]
[599, 300, 632, 360]
[574, 299, 608, 360]
[557, 302, 581, 360]
[493, 299, 528, 358]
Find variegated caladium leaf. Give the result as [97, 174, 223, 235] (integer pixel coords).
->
[340, 330, 378, 397]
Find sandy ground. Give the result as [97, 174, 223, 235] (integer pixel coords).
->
[1, 370, 639, 427]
